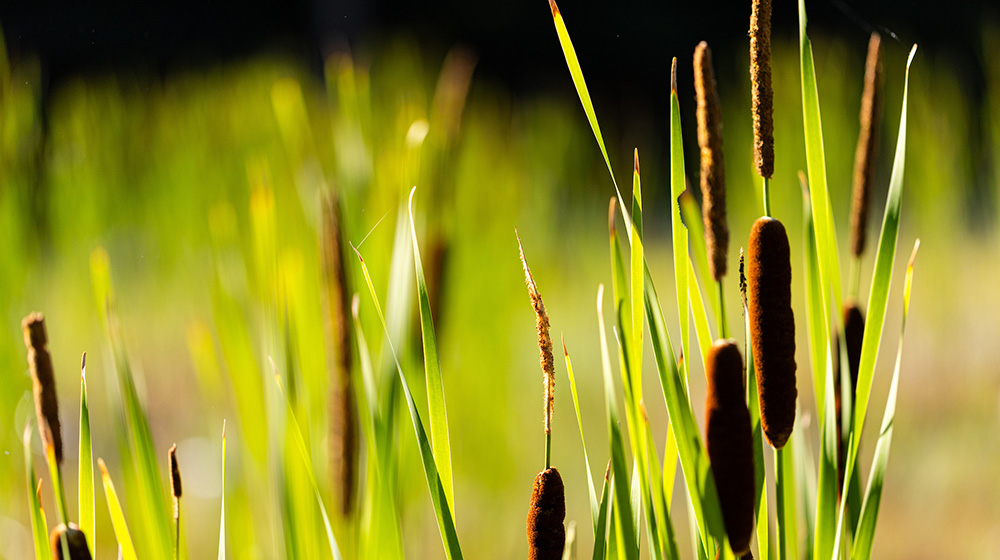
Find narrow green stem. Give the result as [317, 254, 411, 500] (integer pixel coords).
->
[774, 446, 787, 560]
[45, 446, 69, 524]
[762, 176, 772, 217]
[175, 504, 181, 560]
[545, 430, 551, 470]
[716, 279, 728, 339]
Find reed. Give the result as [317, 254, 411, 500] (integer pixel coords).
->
[747, 217, 797, 449]
[22, 313, 63, 464]
[694, 41, 729, 283]
[50, 523, 93, 560]
[169, 443, 182, 559]
[850, 33, 883, 260]
[526, 467, 566, 560]
[749, 0, 774, 181]
[704, 339, 755, 556]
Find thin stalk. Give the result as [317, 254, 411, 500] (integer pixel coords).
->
[774, 447, 788, 560]
[762, 176, 772, 217]
[545, 432, 552, 470]
[716, 280, 727, 339]
[175, 506, 181, 560]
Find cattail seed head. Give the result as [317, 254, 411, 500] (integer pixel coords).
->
[517, 233, 556, 436]
[527, 467, 566, 559]
[694, 41, 728, 281]
[834, 301, 865, 489]
[169, 443, 182, 518]
[850, 33, 883, 257]
[705, 339, 755, 556]
[749, 0, 774, 179]
[50, 523, 93, 560]
[22, 313, 63, 463]
[747, 217, 797, 449]
[322, 192, 358, 516]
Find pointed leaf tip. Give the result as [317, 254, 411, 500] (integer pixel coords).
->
[671, 57, 678, 93]
[548, 0, 559, 17]
[608, 197, 617, 237]
[633, 148, 639, 174]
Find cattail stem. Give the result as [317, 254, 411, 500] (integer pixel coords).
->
[716, 280, 728, 339]
[762, 176, 772, 218]
[774, 446, 790, 560]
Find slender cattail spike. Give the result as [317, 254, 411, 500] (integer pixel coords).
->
[749, 0, 774, 179]
[834, 301, 865, 489]
[22, 313, 63, 463]
[50, 523, 93, 560]
[169, 443, 182, 514]
[694, 41, 729, 281]
[747, 217, 797, 449]
[323, 192, 358, 516]
[517, 232, 556, 437]
[850, 32, 883, 257]
[527, 467, 566, 560]
[705, 340, 755, 556]
[608, 197, 617, 238]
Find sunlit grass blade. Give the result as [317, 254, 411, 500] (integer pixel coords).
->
[775, 438, 800, 560]
[408, 187, 455, 510]
[593, 469, 611, 560]
[563, 340, 600, 535]
[798, 0, 843, 314]
[548, 0, 632, 238]
[596, 285, 638, 560]
[23, 426, 52, 560]
[799, 173, 829, 420]
[78, 354, 95, 556]
[687, 259, 713, 369]
[353, 245, 464, 560]
[218, 421, 226, 560]
[680, 191, 720, 342]
[742, 288, 769, 560]
[851, 239, 919, 560]
[271, 359, 343, 559]
[99, 458, 138, 560]
[669, 60, 691, 385]
[813, 337, 839, 558]
[641, 406, 681, 560]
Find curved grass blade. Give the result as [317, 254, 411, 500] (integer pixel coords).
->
[680, 192, 720, 344]
[799, 174, 829, 420]
[354, 246, 464, 560]
[687, 259, 713, 369]
[408, 187, 455, 510]
[594, 468, 611, 560]
[23, 426, 52, 560]
[798, 0, 843, 314]
[669, 60, 691, 385]
[272, 359, 343, 560]
[641, 406, 681, 560]
[563, 340, 600, 537]
[851, 239, 919, 560]
[99, 458, 138, 560]
[218, 421, 226, 560]
[79, 354, 95, 556]
[630, 151, 644, 401]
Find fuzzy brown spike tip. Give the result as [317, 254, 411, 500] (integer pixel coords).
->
[527, 467, 566, 559]
[22, 313, 63, 463]
[517, 232, 556, 436]
[50, 523, 93, 560]
[747, 218, 797, 449]
[694, 41, 728, 281]
[850, 32, 883, 257]
[704, 339, 755, 556]
[749, 0, 774, 179]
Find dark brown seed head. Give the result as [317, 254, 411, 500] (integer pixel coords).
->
[50, 523, 93, 560]
[518, 233, 556, 436]
[834, 301, 865, 489]
[747, 217, 797, 449]
[527, 467, 566, 559]
[704, 339, 755, 556]
[850, 33, 883, 257]
[694, 41, 728, 281]
[22, 313, 63, 463]
[168, 443, 182, 522]
[749, 0, 774, 179]
[323, 192, 357, 516]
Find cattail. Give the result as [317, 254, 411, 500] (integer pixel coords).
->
[850, 33, 883, 257]
[747, 217, 797, 449]
[749, 0, 774, 179]
[705, 340, 755, 556]
[527, 467, 566, 560]
[22, 313, 63, 463]
[169, 443, 182, 517]
[50, 523, 93, 560]
[834, 301, 865, 488]
[517, 233, 556, 442]
[322, 192, 357, 515]
[694, 41, 728, 281]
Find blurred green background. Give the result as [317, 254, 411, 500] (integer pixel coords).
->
[2, 8, 1000, 559]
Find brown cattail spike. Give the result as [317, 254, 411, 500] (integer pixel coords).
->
[23, 313, 63, 463]
[747, 217, 797, 449]
[527, 467, 566, 559]
[168, 443, 182, 511]
[517, 233, 556, 437]
[704, 340, 755, 556]
[749, 0, 774, 179]
[694, 41, 728, 281]
[850, 33, 883, 257]
[50, 523, 93, 560]
[834, 301, 865, 489]
[323, 192, 358, 516]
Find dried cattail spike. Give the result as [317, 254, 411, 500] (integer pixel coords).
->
[747, 217, 797, 449]
[527, 467, 566, 559]
[704, 340, 755, 556]
[749, 0, 774, 179]
[694, 41, 729, 281]
[50, 523, 93, 560]
[22, 313, 63, 463]
[168, 443, 182, 506]
[323, 192, 358, 516]
[850, 32, 883, 257]
[834, 301, 865, 489]
[517, 232, 556, 437]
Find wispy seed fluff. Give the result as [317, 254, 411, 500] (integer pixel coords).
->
[517, 233, 556, 436]
[749, 0, 774, 179]
[22, 313, 63, 463]
[850, 32, 883, 257]
[695, 41, 729, 281]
